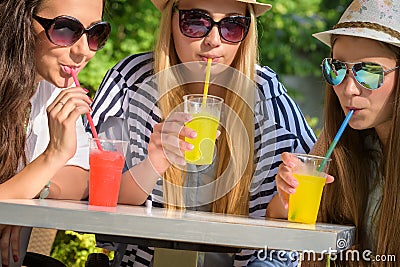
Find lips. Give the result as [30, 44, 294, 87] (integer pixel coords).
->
[346, 107, 362, 114]
[200, 56, 221, 62]
[61, 65, 80, 75]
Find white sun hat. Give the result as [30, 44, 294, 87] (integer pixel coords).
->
[313, 0, 400, 48]
[151, 0, 272, 17]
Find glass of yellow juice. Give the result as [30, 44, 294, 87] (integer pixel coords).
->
[288, 154, 331, 224]
[183, 94, 223, 165]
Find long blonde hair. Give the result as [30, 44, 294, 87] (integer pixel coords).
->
[312, 36, 400, 266]
[154, 0, 258, 215]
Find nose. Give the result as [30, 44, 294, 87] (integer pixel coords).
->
[204, 26, 222, 48]
[70, 34, 92, 57]
[341, 71, 362, 96]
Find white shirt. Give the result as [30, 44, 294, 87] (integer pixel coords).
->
[25, 80, 89, 169]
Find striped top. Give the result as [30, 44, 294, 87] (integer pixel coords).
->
[89, 52, 316, 267]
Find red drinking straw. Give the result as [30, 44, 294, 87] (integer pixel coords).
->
[70, 69, 103, 151]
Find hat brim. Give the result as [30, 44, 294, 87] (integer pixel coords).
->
[313, 28, 400, 48]
[237, 0, 272, 17]
[151, 0, 271, 17]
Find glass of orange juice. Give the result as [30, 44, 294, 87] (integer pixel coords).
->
[288, 153, 331, 224]
[183, 94, 223, 165]
[89, 138, 128, 207]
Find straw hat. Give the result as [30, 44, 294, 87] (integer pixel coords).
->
[151, 0, 272, 17]
[313, 0, 400, 48]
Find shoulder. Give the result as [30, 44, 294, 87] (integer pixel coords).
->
[97, 52, 154, 93]
[111, 52, 154, 81]
[255, 64, 287, 100]
[94, 52, 155, 106]
[254, 66, 316, 151]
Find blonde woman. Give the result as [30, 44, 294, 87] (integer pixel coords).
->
[271, 0, 400, 266]
[90, 0, 315, 266]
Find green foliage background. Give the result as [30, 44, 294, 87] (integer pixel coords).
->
[52, 0, 352, 266]
[79, 0, 351, 91]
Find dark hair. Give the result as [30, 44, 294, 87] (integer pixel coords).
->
[0, 0, 107, 183]
[0, 0, 39, 183]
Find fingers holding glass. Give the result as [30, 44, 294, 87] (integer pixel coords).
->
[148, 113, 196, 173]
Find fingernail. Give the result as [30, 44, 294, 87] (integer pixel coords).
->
[185, 114, 192, 121]
[89, 97, 94, 103]
[13, 255, 18, 262]
[83, 88, 89, 93]
[288, 188, 296, 194]
[190, 131, 197, 138]
[187, 144, 194, 150]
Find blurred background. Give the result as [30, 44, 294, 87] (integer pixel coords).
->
[52, 0, 352, 265]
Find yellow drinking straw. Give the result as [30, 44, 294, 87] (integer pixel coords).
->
[202, 58, 213, 107]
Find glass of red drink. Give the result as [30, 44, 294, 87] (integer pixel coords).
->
[89, 138, 128, 207]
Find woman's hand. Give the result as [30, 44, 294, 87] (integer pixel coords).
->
[275, 152, 334, 209]
[147, 112, 196, 175]
[0, 225, 21, 266]
[45, 87, 92, 163]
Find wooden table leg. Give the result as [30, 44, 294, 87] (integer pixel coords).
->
[153, 248, 200, 267]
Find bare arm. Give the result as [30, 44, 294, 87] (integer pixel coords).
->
[266, 194, 288, 219]
[118, 112, 196, 205]
[0, 151, 66, 199]
[0, 87, 91, 199]
[49, 165, 89, 200]
[118, 158, 160, 205]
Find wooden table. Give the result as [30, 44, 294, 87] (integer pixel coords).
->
[0, 199, 355, 266]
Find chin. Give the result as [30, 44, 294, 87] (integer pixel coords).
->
[52, 77, 73, 88]
[348, 122, 370, 131]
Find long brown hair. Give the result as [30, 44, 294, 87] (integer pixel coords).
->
[0, 0, 39, 183]
[154, 0, 258, 215]
[313, 37, 400, 266]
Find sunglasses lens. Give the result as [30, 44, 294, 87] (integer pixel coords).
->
[48, 17, 83, 46]
[322, 59, 346, 86]
[220, 17, 248, 43]
[180, 11, 211, 38]
[87, 23, 111, 51]
[353, 62, 384, 90]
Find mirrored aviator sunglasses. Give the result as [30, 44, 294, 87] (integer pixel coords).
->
[176, 8, 251, 43]
[33, 14, 111, 51]
[321, 58, 399, 90]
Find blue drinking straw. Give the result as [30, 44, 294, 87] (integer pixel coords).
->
[318, 109, 354, 172]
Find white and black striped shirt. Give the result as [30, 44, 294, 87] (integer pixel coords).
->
[89, 52, 316, 267]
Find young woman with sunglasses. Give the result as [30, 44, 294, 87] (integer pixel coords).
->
[90, 0, 315, 266]
[0, 0, 110, 265]
[268, 0, 400, 265]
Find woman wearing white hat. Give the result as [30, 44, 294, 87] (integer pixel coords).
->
[271, 0, 400, 265]
[89, 0, 315, 266]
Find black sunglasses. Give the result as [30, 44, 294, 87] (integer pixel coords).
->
[175, 8, 251, 43]
[33, 14, 111, 51]
[321, 58, 399, 90]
